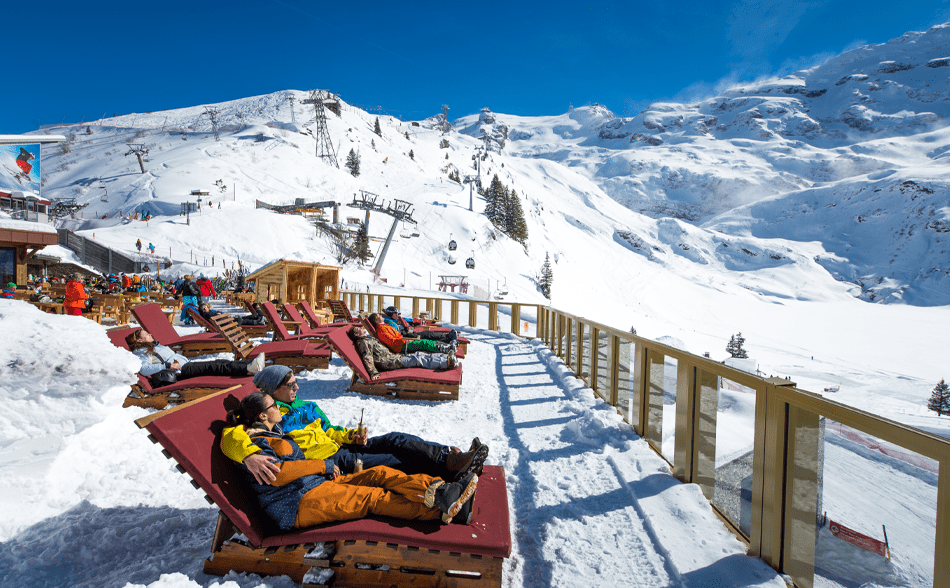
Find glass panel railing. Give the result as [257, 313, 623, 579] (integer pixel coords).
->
[811, 418, 937, 588]
[711, 375, 758, 538]
[579, 323, 592, 387]
[596, 331, 610, 401]
[659, 356, 678, 464]
[616, 338, 636, 429]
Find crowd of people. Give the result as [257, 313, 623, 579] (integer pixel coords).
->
[116, 294, 482, 531]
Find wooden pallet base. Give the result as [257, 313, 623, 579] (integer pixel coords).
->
[270, 355, 330, 372]
[122, 386, 223, 409]
[348, 375, 460, 401]
[203, 516, 502, 588]
[173, 341, 234, 358]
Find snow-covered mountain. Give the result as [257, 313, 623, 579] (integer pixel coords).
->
[456, 23, 950, 305]
[25, 23, 950, 330]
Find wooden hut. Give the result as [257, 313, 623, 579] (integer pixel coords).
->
[245, 259, 340, 306]
[0, 218, 58, 285]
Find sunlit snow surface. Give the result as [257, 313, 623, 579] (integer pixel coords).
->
[2, 21, 949, 588]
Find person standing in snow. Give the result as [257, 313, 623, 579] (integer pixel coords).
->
[63, 274, 89, 316]
[195, 274, 217, 299]
[136, 239, 142, 255]
[175, 274, 202, 324]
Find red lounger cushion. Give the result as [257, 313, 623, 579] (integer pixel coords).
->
[131, 303, 224, 344]
[142, 385, 510, 558]
[325, 327, 462, 385]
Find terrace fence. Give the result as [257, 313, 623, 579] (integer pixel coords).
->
[339, 291, 949, 588]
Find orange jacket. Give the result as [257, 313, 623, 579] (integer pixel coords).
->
[64, 280, 88, 308]
[375, 321, 407, 353]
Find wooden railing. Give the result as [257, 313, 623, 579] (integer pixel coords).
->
[537, 306, 949, 588]
[337, 291, 949, 588]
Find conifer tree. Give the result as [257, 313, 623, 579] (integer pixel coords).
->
[928, 379, 950, 416]
[505, 189, 528, 246]
[539, 253, 553, 299]
[484, 174, 506, 228]
[408, 149, 415, 160]
[353, 223, 372, 265]
[345, 148, 360, 177]
[371, 139, 376, 150]
[726, 333, 748, 358]
[440, 138, 450, 149]
[405, 131, 410, 139]
[373, 117, 382, 137]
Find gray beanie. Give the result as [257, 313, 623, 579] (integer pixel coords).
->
[252, 365, 292, 396]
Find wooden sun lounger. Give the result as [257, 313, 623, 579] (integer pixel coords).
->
[299, 299, 358, 329]
[107, 327, 253, 409]
[361, 316, 465, 359]
[190, 303, 271, 338]
[282, 303, 345, 339]
[325, 326, 463, 402]
[130, 303, 232, 357]
[260, 301, 339, 342]
[326, 299, 355, 323]
[190, 308, 331, 372]
[135, 385, 511, 587]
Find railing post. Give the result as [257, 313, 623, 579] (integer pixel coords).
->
[673, 362, 696, 481]
[488, 302, 498, 331]
[468, 301, 477, 328]
[575, 320, 584, 378]
[393, 295, 400, 314]
[609, 334, 620, 407]
[590, 327, 600, 394]
[450, 300, 459, 325]
[511, 303, 521, 337]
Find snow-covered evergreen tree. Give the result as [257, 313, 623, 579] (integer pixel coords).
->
[505, 189, 528, 246]
[726, 333, 748, 358]
[539, 253, 553, 299]
[484, 174, 506, 228]
[353, 223, 372, 265]
[928, 379, 950, 416]
[345, 148, 360, 177]
[373, 118, 382, 137]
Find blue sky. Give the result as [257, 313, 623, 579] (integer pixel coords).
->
[4, 0, 949, 134]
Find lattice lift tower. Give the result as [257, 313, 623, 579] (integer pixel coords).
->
[347, 190, 416, 275]
[302, 89, 339, 168]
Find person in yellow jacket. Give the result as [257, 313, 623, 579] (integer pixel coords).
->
[226, 391, 479, 528]
[221, 365, 488, 486]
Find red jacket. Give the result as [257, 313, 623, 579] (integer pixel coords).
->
[64, 280, 89, 309]
[375, 321, 407, 353]
[196, 278, 216, 298]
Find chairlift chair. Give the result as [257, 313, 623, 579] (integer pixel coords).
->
[448, 239, 457, 251]
[465, 251, 475, 269]
[448, 255, 456, 265]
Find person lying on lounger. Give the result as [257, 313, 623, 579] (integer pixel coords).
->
[368, 313, 456, 355]
[125, 329, 265, 384]
[349, 325, 457, 381]
[382, 306, 457, 344]
[222, 365, 487, 486]
[226, 391, 479, 528]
